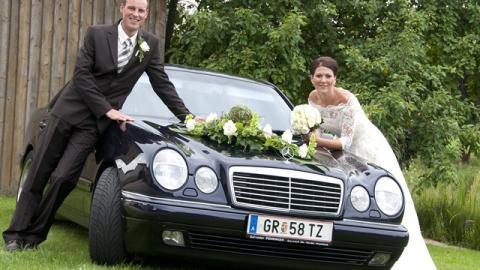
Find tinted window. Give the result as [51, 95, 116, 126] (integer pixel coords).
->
[122, 69, 292, 131]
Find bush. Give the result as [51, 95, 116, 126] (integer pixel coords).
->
[408, 157, 480, 250]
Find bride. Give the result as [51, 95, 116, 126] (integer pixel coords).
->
[307, 56, 436, 269]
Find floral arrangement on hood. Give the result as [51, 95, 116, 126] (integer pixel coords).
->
[179, 105, 320, 160]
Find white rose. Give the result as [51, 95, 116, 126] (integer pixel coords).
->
[281, 129, 293, 144]
[186, 119, 196, 131]
[298, 144, 308, 158]
[290, 104, 321, 134]
[262, 123, 273, 138]
[140, 41, 150, 52]
[223, 120, 237, 136]
[206, 113, 218, 123]
[290, 106, 308, 134]
[304, 106, 322, 128]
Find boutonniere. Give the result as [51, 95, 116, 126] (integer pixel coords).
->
[135, 36, 150, 63]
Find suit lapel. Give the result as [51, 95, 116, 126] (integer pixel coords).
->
[107, 23, 119, 66]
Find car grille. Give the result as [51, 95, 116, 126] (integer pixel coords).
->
[229, 167, 344, 216]
[189, 232, 373, 265]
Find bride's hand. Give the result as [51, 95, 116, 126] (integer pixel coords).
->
[302, 131, 316, 142]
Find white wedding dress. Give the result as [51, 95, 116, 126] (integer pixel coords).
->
[309, 93, 436, 270]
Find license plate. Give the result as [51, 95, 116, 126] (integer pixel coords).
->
[246, 214, 333, 244]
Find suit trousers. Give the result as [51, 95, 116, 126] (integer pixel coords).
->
[3, 114, 98, 244]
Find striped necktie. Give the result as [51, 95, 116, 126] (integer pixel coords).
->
[117, 38, 133, 73]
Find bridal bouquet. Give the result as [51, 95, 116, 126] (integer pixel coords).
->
[290, 104, 322, 135]
[179, 105, 317, 159]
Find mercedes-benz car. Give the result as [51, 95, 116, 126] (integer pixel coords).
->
[18, 65, 408, 269]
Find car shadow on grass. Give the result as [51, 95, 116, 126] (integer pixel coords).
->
[51, 220, 257, 270]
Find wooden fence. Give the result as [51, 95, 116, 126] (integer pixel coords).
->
[0, 0, 168, 194]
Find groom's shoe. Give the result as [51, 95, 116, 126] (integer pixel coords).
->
[22, 241, 38, 250]
[4, 239, 24, 252]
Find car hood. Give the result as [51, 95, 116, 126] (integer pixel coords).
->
[124, 119, 379, 181]
[100, 118, 402, 222]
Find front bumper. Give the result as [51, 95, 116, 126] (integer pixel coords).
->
[122, 191, 408, 270]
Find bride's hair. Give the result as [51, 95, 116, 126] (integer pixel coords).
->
[309, 56, 338, 76]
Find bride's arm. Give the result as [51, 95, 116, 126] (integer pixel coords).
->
[313, 135, 343, 150]
[313, 97, 357, 151]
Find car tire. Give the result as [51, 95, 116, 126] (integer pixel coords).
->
[16, 151, 33, 202]
[89, 167, 127, 265]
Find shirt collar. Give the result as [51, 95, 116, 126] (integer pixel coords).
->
[118, 20, 138, 47]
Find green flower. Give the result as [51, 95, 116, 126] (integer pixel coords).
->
[227, 105, 253, 123]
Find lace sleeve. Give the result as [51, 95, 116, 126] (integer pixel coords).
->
[339, 96, 359, 150]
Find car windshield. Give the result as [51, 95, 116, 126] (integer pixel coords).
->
[122, 68, 293, 131]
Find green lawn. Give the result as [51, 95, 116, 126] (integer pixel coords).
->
[429, 244, 480, 270]
[0, 196, 478, 269]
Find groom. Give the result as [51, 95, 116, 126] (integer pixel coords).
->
[3, 0, 193, 251]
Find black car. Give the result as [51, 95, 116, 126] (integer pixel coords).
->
[18, 65, 408, 270]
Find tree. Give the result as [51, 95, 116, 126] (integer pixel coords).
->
[168, 1, 308, 102]
[416, 0, 480, 162]
[164, 0, 179, 61]
[168, 0, 480, 187]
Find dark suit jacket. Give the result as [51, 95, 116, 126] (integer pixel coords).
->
[50, 22, 190, 133]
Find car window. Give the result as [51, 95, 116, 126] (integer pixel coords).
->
[122, 69, 292, 131]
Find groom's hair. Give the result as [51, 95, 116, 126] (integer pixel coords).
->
[120, 0, 149, 7]
[310, 56, 338, 76]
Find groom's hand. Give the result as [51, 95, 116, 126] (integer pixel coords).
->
[106, 109, 135, 122]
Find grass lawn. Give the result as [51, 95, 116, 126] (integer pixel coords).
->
[429, 244, 480, 270]
[0, 196, 478, 269]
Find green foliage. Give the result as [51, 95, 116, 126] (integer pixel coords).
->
[460, 124, 480, 159]
[169, 5, 307, 102]
[226, 105, 253, 123]
[407, 157, 480, 250]
[170, 0, 480, 186]
[419, 0, 480, 103]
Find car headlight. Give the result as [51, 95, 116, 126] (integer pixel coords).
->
[375, 177, 403, 216]
[195, 167, 218, 194]
[350, 186, 370, 212]
[152, 149, 188, 190]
